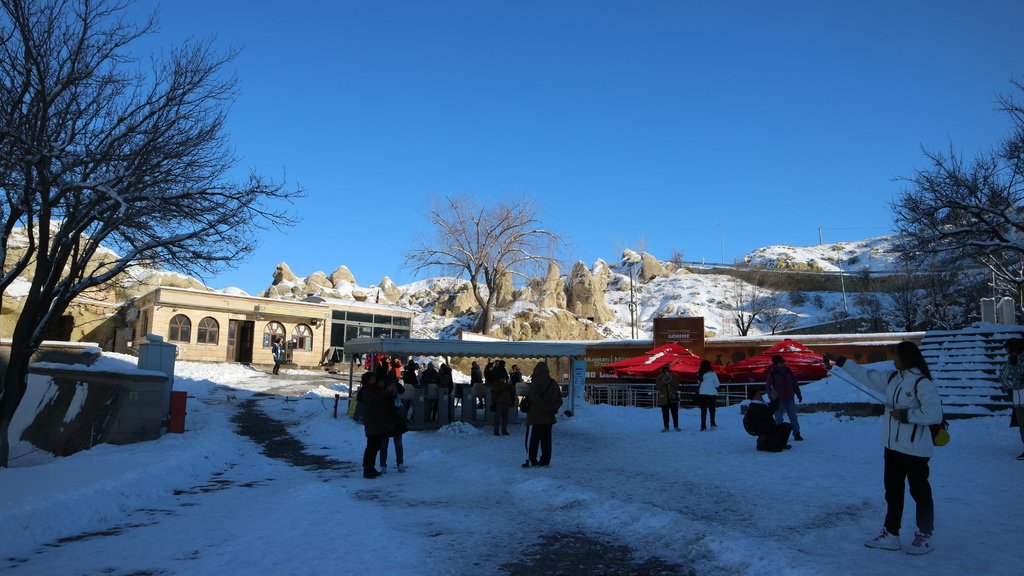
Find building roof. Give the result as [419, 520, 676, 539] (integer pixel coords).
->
[302, 296, 414, 315]
[343, 338, 587, 359]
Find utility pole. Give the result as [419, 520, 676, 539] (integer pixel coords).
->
[628, 263, 637, 339]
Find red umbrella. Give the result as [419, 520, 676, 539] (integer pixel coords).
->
[720, 339, 828, 384]
[601, 343, 699, 378]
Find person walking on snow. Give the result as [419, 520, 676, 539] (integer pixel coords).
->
[827, 341, 943, 555]
[271, 336, 284, 375]
[522, 362, 562, 467]
[655, 365, 680, 432]
[696, 360, 720, 431]
[766, 355, 803, 441]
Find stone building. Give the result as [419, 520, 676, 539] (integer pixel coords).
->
[128, 288, 414, 368]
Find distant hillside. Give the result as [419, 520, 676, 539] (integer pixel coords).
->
[3, 233, 984, 343]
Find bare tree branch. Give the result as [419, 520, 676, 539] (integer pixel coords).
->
[404, 195, 564, 332]
[892, 80, 1024, 307]
[0, 0, 302, 466]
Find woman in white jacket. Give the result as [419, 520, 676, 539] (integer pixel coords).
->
[828, 341, 943, 556]
[696, 360, 720, 431]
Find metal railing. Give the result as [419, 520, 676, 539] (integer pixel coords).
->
[584, 383, 760, 409]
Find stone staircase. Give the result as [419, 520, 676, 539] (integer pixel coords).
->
[919, 323, 1024, 418]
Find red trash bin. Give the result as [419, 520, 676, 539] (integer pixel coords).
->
[168, 391, 187, 433]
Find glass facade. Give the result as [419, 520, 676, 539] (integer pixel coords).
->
[328, 308, 414, 360]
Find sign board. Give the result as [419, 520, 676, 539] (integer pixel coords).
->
[653, 317, 705, 357]
[572, 359, 587, 400]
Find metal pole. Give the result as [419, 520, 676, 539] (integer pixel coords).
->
[838, 262, 848, 315]
[628, 264, 637, 339]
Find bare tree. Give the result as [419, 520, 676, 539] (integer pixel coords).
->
[757, 292, 799, 335]
[730, 274, 770, 336]
[853, 293, 887, 332]
[882, 269, 922, 331]
[0, 0, 299, 466]
[892, 79, 1024, 310]
[404, 195, 563, 333]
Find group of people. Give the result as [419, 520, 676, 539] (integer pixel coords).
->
[654, 360, 722, 432]
[355, 357, 563, 475]
[355, 368, 407, 478]
[352, 337, 1024, 557]
[468, 359, 528, 435]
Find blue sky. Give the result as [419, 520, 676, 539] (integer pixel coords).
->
[130, 0, 1023, 294]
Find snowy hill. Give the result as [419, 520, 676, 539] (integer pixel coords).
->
[745, 236, 906, 273]
[261, 235, 912, 340]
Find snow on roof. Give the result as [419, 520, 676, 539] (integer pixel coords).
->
[303, 295, 414, 315]
[344, 337, 587, 358]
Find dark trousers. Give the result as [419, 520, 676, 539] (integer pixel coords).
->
[379, 434, 403, 467]
[660, 403, 679, 429]
[1015, 406, 1024, 445]
[363, 433, 386, 472]
[698, 395, 717, 429]
[528, 424, 553, 465]
[272, 361, 281, 375]
[756, 422, 792, 452]
[493, 404, 511, 433]
[883, 448, 934, 535]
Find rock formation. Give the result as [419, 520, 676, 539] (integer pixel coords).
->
[272, 262, 300, 285]
[492, 268, 515, 309]
[531, 262, 566, 310]
[638, 252, 666, 282]
[329, 265, 356, 286]
[566, 261, 616, 323]
[378, 276, 402, 304]
[495, 308, 602, 341]
[433, 283, 480, 317]
[304, 271, 332, 296]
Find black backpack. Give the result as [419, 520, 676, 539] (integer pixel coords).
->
[742, 409, 758, 436]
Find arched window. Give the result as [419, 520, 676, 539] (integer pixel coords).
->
[293, 324, 313, 351]
[197, 317, 219, 345]
[263, 321, 286, 347]
[169, 314, 192, 342]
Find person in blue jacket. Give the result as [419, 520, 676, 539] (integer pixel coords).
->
[827, 341, 943, 555]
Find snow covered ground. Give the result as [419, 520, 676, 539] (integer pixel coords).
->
[1, 354, 1021, 575]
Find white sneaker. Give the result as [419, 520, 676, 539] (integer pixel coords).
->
[674, 427, 681, 432]
[711, 425, 718, 430]
[380, 465, 387, 474]
[864, 528, 901, 550]
[661, 428, 669, 433]
[905, 532, 933, 555]
[397, 464, 406, 473]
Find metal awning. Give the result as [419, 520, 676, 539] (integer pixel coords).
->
[343, 338, 587, 359]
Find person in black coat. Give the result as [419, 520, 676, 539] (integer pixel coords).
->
[420, 362, 441, 421]
[356, 371, 396, 478]
[744, 388, 792, 452]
